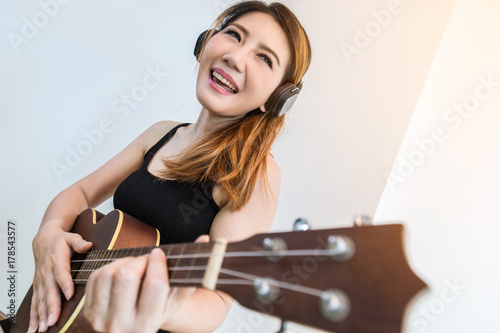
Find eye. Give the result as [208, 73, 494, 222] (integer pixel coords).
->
[259, 54, 273, 69]
[225, 29, 241, 42]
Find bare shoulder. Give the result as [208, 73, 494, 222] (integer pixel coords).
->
[136, 120, 183, 152]
[260, 154, 281, 196]
[265, 154, 281, 182]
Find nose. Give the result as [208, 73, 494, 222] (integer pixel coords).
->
[222, 48, 246, 73]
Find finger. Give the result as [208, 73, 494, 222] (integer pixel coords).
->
[58, 233, 91, 301]
[84, 256, 138, 331]
[53, 253, 75, 301]
[43, 274, 62, 327]
[194, 234, 210, 243]
[36, 282, 49, 332]
[84, 261, 119, 331]
[135, 248, 169, 329]
[106, 255, 149, 329]
[28, 286, 40, 333]
[66, 233, 92, 254]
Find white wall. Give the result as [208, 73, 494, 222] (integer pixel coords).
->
[3, 0, 495, 332]
[375, 0, 500, 332]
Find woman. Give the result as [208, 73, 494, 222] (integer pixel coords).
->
[28, 1, 311, 332]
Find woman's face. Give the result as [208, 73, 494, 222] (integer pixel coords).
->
[196, 11, 291, 118]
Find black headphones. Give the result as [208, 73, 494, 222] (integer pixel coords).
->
[194, 29, 303, 117]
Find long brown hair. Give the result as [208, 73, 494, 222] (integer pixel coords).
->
[161, 1, 312, 211]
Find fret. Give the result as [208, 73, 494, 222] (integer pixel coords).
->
[84, 251, 96, 281]
[170, 244, 186, 280]
[186, 243, 203, 280]
[164, 244, 174, 258]
[123, 247, 131, 260]
[74, 251, 89, 284]
[103, 248, 112, 271]
[88, 250, 98, 281]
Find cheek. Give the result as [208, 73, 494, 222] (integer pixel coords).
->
[252, 71, 281, 99]
[199, 35, 225, 64]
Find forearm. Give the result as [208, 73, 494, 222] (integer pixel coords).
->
[37, 185, 91, 233]
[161, 289, 233, 333]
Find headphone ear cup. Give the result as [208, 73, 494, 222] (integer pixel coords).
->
[194, 29, 215, 59]
[265, 82, 303, 117]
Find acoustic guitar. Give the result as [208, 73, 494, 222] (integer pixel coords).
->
[9, 208, 426, 333]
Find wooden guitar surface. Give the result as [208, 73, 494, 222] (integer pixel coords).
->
[11, 209, 160, 333]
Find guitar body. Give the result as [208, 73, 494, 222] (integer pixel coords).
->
[11, 209, 160, 333]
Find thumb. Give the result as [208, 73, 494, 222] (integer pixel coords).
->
[194, 234, 210, 243]
[66, 233, 92, 253]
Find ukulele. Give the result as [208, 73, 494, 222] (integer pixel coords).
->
[10, 208, 426, 333]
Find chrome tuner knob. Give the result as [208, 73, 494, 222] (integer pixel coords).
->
[319, 289, 350, 322]
[353, 214, 372, 226]
[293, 217, 311, 231]
[254, 278, 280, 304]
[263, 237, 287, 262]
[327, 235, 355, 262]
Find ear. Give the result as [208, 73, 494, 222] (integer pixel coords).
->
[259, 104, 267, 112]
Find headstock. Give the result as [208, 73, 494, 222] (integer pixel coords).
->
[216, 217, 426, 333]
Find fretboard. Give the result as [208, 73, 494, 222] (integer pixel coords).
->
[73, 241, 220, 288]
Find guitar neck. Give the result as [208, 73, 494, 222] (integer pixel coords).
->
[31, 207, 427, 333]
[73, 241, 220, 289]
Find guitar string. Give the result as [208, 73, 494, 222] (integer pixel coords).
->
[71, 266, 208, 273]
[70, 248, 338, 264]
[218, 267, 324, 297]
[72, 266, 325, 297]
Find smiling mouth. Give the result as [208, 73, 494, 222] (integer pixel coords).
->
[211, 70, 238, 93]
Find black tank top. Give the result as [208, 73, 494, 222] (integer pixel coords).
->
[113, 123, 221, 245]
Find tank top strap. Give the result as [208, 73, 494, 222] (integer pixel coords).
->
[144, 123, 191, 164]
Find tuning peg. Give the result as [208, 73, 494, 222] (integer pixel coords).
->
[293, 217, 311, 231]
[353, 214, 372, 227]
[327, 235, 355, 262]
[276, 320, 291, 333]
[254, 278, 279, 304]
[263, 237, 287, 262]
[319, 289, 350, 322]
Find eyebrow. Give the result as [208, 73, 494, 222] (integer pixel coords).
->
[230, 22, 281, 67]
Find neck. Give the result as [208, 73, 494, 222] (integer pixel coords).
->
[186, 107, 244, 140]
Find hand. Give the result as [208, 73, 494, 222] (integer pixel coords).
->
[28, 226, 93, 333]
[84, 235, 209, 333]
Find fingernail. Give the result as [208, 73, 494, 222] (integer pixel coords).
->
[64, 289, 71, 300]
[48, 313, 54, 325]
[39, 319, 47, 332]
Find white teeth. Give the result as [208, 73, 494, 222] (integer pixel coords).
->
[212, 70, 237, 92]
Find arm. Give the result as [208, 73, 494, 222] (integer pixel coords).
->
[29, 121, 180, 333]
[162, 155, 282, 332]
